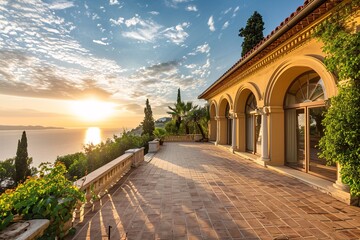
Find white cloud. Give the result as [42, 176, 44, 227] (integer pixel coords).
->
[186, 5, 198, 12]
[222, 21, 229, 30]
[149, 11, 159, 15]
[185, 64, 196, 69]
[207, 16, 215, 32]
[93, 39, 108, 45]
[162, 22, 190, 45]
[195, 43, 210, 54]
[48, 0, 74, 10]
[121, 15, 162, 42]
[223, 7, 232, 15]
[125, 16, 141, 27]
[165, 0, 191, 8]
[109, 17, 124, 26]
[109, 0, 120, 5]
[233, 6, 240, 17]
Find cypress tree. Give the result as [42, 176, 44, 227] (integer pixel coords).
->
[238, 11, 264, 57]
[176, 88, 181, 105]
[15, 131, 31, 183]
[142, 99, 155, 137]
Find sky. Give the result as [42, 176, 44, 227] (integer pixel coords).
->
[0, 0, 304, 129]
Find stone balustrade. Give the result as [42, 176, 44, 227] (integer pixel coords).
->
[73, 148, 144, 214]
[148, 140, 160, 153]
[165, 134, 203, 142]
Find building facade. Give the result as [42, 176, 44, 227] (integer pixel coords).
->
[199, 0, 359, 196]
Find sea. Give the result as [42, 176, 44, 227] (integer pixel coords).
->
[0, 128, 123, 167]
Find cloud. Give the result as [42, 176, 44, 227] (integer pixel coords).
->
[165, 0, 191, 8]
[109, 0, 120, 5]
[223, 7, 232, 15]
[188, 43, 210, 56]
[233, 6, 240, 17]
[0, 52, 113, 100]
[207, 16, 215, 32]
[121, 15, 162, 42]
[149, 11, 159, 15]
[93, 40, 109, 45]
[162, 22, 189, 45]
[119, 15, 189, 45]
[222, 21, 229, 30]
[109, 17, 124, 26]
[48, 0, 74, 10]
[186, 5, 198, 12]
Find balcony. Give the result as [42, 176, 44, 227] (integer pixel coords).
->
[69, 142, 360, 240]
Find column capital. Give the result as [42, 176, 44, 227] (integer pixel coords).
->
[215, 116, 226, 120]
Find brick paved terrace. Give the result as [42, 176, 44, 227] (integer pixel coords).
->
[71, 142, 360, 240]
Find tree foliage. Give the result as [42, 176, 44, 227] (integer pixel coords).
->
[316, 5, 360, 196]
[187, 105, 209, 140]
[0, 163, 84, 238]
[0, 158, 15, 191]
[15, 131, 32, 184]
[142, 99, 155, 137]
[238, 11, 264, 57]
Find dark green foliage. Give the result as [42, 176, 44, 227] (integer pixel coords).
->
[0, 158, 15, 191]
[167, 88, 197, 134]
[142, 99, 155, 137]
[319, 83, 360, 196]
[0, 163, 84, 238]
[55, 152, 87, 181]
[57, 132, 151, 179]
[15, 131, 32, 184]
[238, 11, 264, 57]
[316, 6, 360, 196]
[187, 105, 210, 140]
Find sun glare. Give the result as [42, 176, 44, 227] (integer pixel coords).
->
[85, 127, 101, 145]
[71, 99, 116, 121]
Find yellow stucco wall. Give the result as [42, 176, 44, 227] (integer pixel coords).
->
[206, 3, 360, 167]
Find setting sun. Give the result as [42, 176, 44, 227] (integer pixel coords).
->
[71, 99, 116, 122]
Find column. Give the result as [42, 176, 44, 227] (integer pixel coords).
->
[231, 113, 237, 152]
[215, 116, 220, 145]
[261, 107, 270, 161]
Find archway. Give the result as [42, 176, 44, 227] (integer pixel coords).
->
[234, 84, 261, 153]
[265, 56, 337, 179]
[218, 96, 233, 145]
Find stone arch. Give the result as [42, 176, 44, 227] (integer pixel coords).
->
[265, 55, 337, 106]
[263, 55, 338, 166]
[217, 94, 233, 145]
[234, 82, 262, 114]
[218, 94, 233, 117]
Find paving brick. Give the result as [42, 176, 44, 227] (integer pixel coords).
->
[70, 143, 360, 240]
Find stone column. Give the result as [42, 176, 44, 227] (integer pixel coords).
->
[260, 107, 270, 161]
[215, 116, 220, 145]
[333, 163, 350, 192]
[230, 113, 237, 153]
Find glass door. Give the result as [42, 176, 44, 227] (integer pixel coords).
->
[308, 107, 336, 181]
[285, 109, 305, 169]
[255, 115, 262, 155]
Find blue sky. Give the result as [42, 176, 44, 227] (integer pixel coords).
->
[0, 0, 304, 128]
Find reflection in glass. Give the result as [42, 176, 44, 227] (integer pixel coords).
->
[85, 127, 102, 145]
[246, 94, 257, 152]
[286, 109, 305, 169]
[308, 107, 336, 181]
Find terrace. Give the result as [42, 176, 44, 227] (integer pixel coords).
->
[70, 142, 360, 240]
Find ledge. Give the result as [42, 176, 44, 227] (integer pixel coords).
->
[0, 219, 50, 240]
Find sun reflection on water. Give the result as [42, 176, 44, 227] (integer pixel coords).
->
[84, 127, 102, 145]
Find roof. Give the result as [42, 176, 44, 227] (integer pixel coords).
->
[198, 0, 343, 100]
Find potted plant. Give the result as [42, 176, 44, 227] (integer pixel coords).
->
[153, 128, 167, 145]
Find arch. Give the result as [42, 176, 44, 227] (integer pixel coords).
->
[234, 82, 262, 113]
[265, 55, 337, 106]
[209, 100, 218, 118]
[208, 100, 217, 141]
[218, 94, 233, 116]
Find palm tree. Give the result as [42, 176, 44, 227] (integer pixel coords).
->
[187, 105, 209, 140]
[182, 101, 197, 134]
[167, 102, 184, 134]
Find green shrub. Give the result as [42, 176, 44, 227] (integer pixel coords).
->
[0, 163, 84, 238]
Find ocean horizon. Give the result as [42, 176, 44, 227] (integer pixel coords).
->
[0, 127, 124, 167]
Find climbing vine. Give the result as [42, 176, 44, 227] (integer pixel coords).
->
[315, 1, 360, 197]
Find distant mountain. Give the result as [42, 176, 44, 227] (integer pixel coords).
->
[0, 125, 64, 130]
